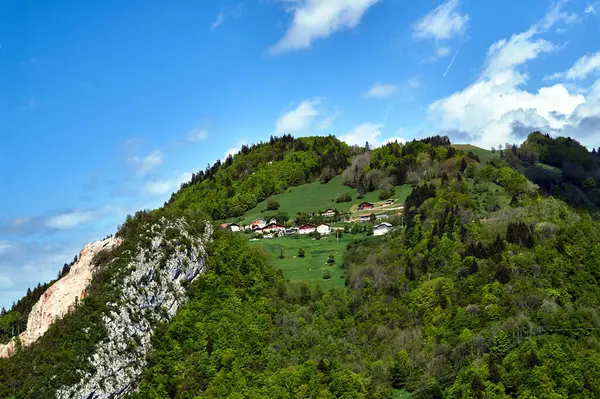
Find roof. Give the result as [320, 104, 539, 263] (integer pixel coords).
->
[374, 223, 393, 229]
[264, 223, 285, 229]
[360, 214, 372, 218]
[220, 223, 230, 228]
[358, 202, 374, 206]
[322, 209, 335, 213]
[317, 223, 330, 228]
[299, 223, 316, 229]
[229, 223, 239, 227]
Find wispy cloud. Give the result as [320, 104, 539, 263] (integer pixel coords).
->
[270, 0, 381, 53]
[210, 4, 244, 30]
[366, 82, 399, 98]
[547, 51, 600, 80]
[585, 3, 597, 14]
[45, 210, 98, 229]
[413, 0, 469, 41]
[187, 127, 209, 141]
[143, 171, 195, 197]
[129, 150, 164, 177]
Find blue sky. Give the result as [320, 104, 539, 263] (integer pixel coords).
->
[1, 0, 600, 308]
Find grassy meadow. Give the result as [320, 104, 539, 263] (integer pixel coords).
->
[248, 233, 374, 290]
[236, 175, 411, 224]
[452, 144, 499, 163]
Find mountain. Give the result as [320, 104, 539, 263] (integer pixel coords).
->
[1, 134, 599, 398]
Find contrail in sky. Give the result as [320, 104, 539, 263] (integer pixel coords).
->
[443, 42, 464, 77]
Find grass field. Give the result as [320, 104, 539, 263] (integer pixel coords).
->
[248, 233, 373, 290]
[452, 144, 499, 163]
[236, 175, 411, 224]
[392, 389, 413, 399]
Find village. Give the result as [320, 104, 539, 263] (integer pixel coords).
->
[220, 199, 404, 239]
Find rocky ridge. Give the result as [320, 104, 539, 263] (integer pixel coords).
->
[0, 236, 120, 358]
[55, 217, 212, 399]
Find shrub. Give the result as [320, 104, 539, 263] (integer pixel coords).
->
[267, 199, 280, 211]
[323, 270, 332, 280]
[298, 248, 305, 258]
[335, 192, 352, 203]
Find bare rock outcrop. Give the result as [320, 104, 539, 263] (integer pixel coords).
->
[56, 217, 212, 399]
[0, 236, 119, 359]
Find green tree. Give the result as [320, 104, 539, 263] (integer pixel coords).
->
[267, 199, 280, 211]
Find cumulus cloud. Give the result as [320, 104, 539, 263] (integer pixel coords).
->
[270, 0, 380, 53]
[413, 0, 469, 41]
[339, 123, 406, 148]
[366, 82, 399, 98]
[427, 3, 600, 149]
[275, 100, 320, 134]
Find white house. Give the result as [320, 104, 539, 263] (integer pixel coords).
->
[316, 224, 331, 235]
[373, 222, 393, 236]
[229, 223, 240, 232]
[262, 223, 286, 234]
[298, 224, 316, 235]
[268, 218, 278, 225]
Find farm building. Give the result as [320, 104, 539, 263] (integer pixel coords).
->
[375, 214, 389, 220]
[316, 224, 331, 235]
[373, 222, 393, 236]
[358, 202, 374, 210]
[262, 223, 285, 234]
[298, 224, 316, 235]
[359, 214, 372, 222]
[321, 209, 336, 217]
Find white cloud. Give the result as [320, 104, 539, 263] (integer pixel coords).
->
[0, 275, 13, 289]
[366, 82, 398, 98]
[427, 3, 600, 149]
[339, 123, 407, 148]
[381, 136, 407, 146]
[46, 210, 98, 229]
[275, 100, 320, 134]
[210, 4, 244, 30]
[585, 3, 597, 14]
[550, 51, 600, 80]
[340, 122, 384, 147]
[270, 0, 381, 53]
[413, 0, 469, 41]
[0, 241, 12, 255]
[10, 217, 31, 227]
[224, 140, 248, 160]
[317, 111, 340, 131]
[211, 10, 225, 29]
[130, 150, 164, 176]
[143, 172, 194, 197]
[188, 127, 209, 141]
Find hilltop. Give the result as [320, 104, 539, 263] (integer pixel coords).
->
[1, 132, 600, 398]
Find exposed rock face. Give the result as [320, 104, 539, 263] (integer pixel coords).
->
[0, 237, 119, 359]
[56, 217, 212, 399]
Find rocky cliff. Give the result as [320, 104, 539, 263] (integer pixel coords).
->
[0, 236, 120, 358]
[55, 217, 212, 399]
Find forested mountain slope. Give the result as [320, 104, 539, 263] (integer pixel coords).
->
[1, 133, 599, 399]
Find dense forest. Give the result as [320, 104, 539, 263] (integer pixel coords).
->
[1, 133, 600, 398]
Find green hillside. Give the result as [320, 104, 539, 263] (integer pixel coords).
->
[3, 134, 600, 399]
[235, 175, 411, 224]
[452, 143, 498, 163]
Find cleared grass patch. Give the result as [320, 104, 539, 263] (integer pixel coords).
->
[248, 234, 373, 290]
[453, 144, 499, 163]
[236, 175, 411, 224]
